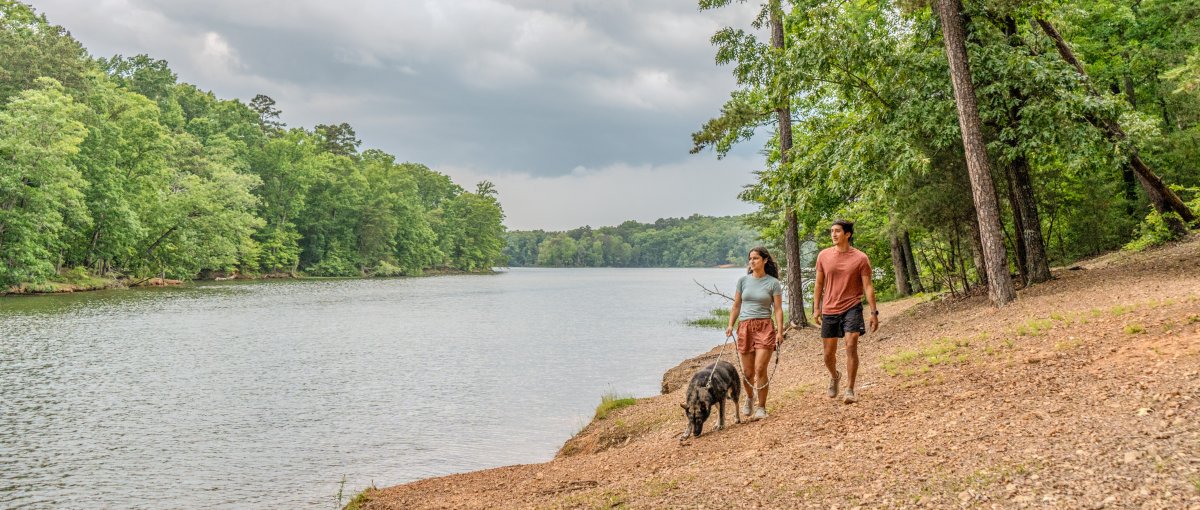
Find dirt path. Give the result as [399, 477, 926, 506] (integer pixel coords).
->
[358, 236, 1200, 509]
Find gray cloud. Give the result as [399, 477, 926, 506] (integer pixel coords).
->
[32, 0, 768, 228]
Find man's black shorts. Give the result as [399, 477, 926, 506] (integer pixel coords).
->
[821, 303, 866, 339]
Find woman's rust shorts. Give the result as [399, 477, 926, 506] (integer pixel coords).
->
[736, 318, 777, 353]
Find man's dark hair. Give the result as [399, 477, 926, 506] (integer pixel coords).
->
[832, 219, 855, 242]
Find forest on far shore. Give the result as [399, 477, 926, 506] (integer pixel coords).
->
[504, 215, 762, 268]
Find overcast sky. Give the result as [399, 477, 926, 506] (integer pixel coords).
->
[32, 0, 768, 230]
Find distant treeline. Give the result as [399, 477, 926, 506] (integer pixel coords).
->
[0, 3, 505, 288]
[504, 215, 761, 267]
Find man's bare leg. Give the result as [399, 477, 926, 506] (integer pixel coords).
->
[845, 332, 860, 389]
[823, 337, 840, 398]
[844, 332, 860, 403]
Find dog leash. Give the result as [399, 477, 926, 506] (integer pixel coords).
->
[702, 332, 735, 390]
[708, 331, 781, 394]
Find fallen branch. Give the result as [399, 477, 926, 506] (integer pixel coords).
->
[693, 279, 734, 301]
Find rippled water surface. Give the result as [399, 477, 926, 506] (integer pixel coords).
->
[0, 268, 741, 508]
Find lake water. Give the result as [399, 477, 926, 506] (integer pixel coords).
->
[0, 267, 743, 509]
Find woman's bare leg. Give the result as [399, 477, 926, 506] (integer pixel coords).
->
[754, 348, 772, 407]
[740, 351, 756, 405]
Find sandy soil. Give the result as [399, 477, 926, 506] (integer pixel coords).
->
[357, 235, 1200, 509]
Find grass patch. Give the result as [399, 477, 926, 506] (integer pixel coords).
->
[1191, 477, 1200, 494]
[644, 478, 679, 497]
[594, 393, 637, 420]
[1187, 314, 1200, 324]
[909, 463, 1034, 505]
[1054, 338, 1084, 351]
[344, 487, 375, 510]
[882, 338, 970, 377]
[687, 317, 725, 328]
[334, 476, 376, 510]
[777, 383, 813, 403]
[1109, 304, 1134, 316]
[901, 374, 946, 388]
[687, 308, 730, 329]
[560, 489, 629, 509]
[1124, 323, 1146, 335]
[1015, 319, 1054, 337]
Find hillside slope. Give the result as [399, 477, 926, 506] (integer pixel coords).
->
[358, 236, 1200, 509]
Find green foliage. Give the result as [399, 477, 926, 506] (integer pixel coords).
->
[440, 188, 507, 271]
[0, 2, 91, 103]
[0, 3, 505, 286]
[593, 393, 637, 420]
[0, 78, 88, 287]
[370, 260, 404, 277]
[1123, 211, 1182, 251]
[304, 251, 360, 277]
[696, 0, 1200, 293]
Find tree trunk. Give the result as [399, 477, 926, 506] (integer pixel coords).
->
[902, 231, 923, 293]
[937, 0, 1016, 306]
[965, 215, 987, 288]
[996, 17, 1051, 284]
[1122, 167, 1139, 216]
[890, 232, 912, 296]
[144, 225, 179, 258]
[1009, 155, 1051, 282]
[1004, 168, 1029, 285]
[1037, 19, 1194, 235]
[772, 1, 807, 327]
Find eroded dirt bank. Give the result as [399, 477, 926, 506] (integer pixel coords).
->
[357, 236, 1200, 509]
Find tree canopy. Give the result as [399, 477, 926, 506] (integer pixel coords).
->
[0, 2, 506, 288]
[695, 0, 1200, 301]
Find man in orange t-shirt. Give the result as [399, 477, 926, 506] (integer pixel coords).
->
[812, 220, 878, 404]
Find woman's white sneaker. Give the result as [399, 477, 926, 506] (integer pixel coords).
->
[740, 400, 752, 417]
[753, 407, 768, 420]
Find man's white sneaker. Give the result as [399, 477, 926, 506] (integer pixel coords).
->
[843, 388, 857, 404]
[753, 407, 768, 420]
[828, 371, 840, 399]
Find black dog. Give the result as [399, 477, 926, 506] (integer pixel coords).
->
[679, 360, 741, 439]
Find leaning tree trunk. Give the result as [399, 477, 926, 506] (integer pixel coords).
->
[936, 0, 1016, 306]
[966, 214, 988, 288]
[1009, 154, 1051, 282]
[1004, 168, 1029, 284]
[890, 232, 912, 296]
[902, 231, 924, 293]
[772, 1, 808, 327]
[1037, 19, 1194, 236]
[996, 17, 1051, 284]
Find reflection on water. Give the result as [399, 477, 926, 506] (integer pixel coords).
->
[0, 268, 740, 508]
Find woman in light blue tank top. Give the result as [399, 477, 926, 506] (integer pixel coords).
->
[724, 246, 783, 420]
